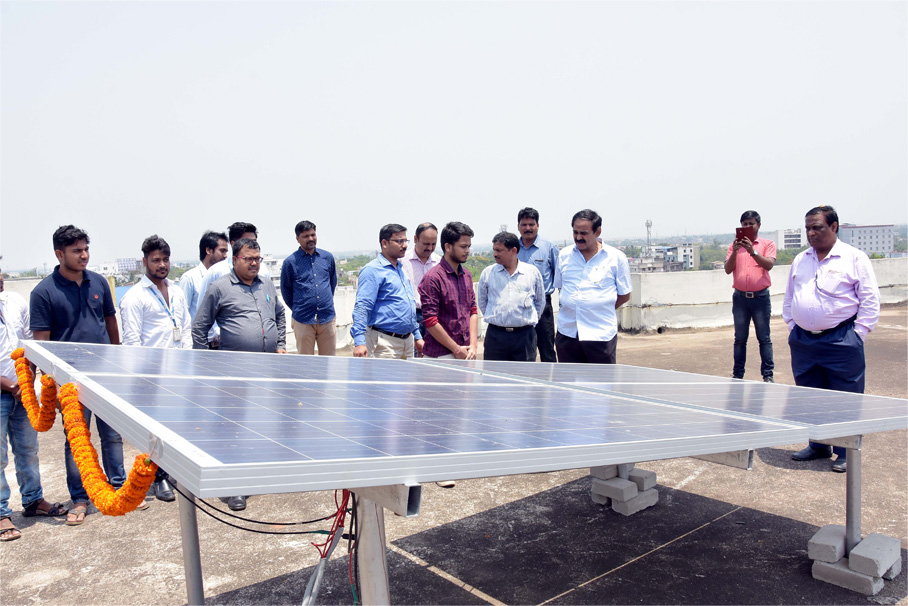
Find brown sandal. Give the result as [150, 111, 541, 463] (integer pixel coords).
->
[66, 503, 89, 526]
[1, 516, 21, 541]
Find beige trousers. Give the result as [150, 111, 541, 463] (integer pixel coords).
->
[292, 318, 337, 356]
[365, 327, 414, 360]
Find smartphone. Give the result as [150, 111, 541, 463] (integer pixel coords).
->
[735, 226, 757, 242]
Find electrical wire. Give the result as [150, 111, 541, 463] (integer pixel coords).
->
[171, 484, 343, 536]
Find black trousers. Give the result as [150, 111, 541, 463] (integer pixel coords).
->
[534, 295, 557, 363]
[555, 332, 618, 364]
[484, 325, 537, 362]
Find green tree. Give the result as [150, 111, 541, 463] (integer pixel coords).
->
[775, 246, 809, 265]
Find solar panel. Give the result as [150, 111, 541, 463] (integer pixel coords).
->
[426, 359, 908, 439]
[22, 341, 905, 498]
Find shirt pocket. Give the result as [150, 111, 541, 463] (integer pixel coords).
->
[817, 268, 851, 296]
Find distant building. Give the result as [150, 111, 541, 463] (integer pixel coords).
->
[98, 262, 118, 276]
[762, 228, 805, 250]
[627, 243, 700, 273]
[838, 224, 894, 257]
[117, 258, 140, 273]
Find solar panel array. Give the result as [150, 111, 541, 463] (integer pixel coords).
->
[22, 342, 906, 496]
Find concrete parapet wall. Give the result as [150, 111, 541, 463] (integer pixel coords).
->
[5, 258, 905, 345]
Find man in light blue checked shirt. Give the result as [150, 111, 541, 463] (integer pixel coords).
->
[478, 232, 545, 362]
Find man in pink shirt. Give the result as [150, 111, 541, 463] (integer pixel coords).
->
[783, 205, 880, 473]
[724, 210, 776, 382]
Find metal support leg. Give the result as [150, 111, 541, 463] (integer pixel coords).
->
[845, 447, 862, 553]
[356, 495, 391, 605]
[178, 488, 205, 605]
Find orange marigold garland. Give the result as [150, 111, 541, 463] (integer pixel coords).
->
[57, 382, 157, 515]
[11, 348, 57, 431]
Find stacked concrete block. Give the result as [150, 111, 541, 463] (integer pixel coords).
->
[807, 525, 902, 595]
[589, 464, 658, 516]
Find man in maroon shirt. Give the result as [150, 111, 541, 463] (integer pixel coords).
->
[419, 221, 479, 361]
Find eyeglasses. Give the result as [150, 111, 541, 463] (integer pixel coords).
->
[238, 256, 262, 264]
[389, 238, 408, 245]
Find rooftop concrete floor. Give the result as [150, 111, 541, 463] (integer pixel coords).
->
[2, 305, 906, 606]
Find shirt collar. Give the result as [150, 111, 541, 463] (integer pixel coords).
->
[808, 238, 843, 259]
[229, 269, 262, 286]
[140, 274, 174, 291]
[519, 237, 538, 251]
[439, 257, 463, 275]
[52, 265, 88, 287]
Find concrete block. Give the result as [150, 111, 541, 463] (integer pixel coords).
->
[882, 554, 902, 580]
[812, 559, 883, 595]
[590, 490, 610, 506]
[628, 468, 657, 491]
[848, 533, 901, 577]
[612, 488, 658, 516]
[807, 524, 846, 563]
[592, 477, 638, 502]
[589, 465, 618, 480]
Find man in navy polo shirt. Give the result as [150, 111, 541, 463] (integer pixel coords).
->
[30, 225, 140, 525]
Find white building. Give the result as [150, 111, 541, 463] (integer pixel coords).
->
[838, 224, 894, 257]
[762, 228, 805, 250]
[117, 258, 140, 273]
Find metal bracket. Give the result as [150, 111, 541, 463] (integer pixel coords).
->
[692, 450, 754, 470]
[349, 484, 421, 518]
[815, 435, 862, 450]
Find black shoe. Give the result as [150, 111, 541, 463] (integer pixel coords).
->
[227, 496, 247, 511]
[154, 478, 175, 502]
[791, 446, 832, 461]
[832, 458, 847, 473]
[763, 376, 774, 383]
[732, 375, 744, 380]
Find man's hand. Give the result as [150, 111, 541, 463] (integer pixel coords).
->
[276, 348, 287, 354]
[465, 345, 477, 360]
[415, 339, 425, 355]
[354, 345, 369, 358]
[739, 236, 755, 255]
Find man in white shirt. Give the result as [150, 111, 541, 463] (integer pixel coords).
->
[554, 209, 633, 364]
[401, 222, 441, 343]
[197, 222, 269, 348]
[1, 267, 68, 540]
[478, 232, 545, 362]
[179, 230, 229, 321]
[119, 236, 192, 501]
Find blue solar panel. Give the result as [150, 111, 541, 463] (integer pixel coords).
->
[21, 341, 903, 496]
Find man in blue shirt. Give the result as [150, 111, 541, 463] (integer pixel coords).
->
[517, 208, 559, 363]
[179, 230, 229, 321]
[351, 224, 424, 359]
[30, 225, 142, 525]
[280, 221, 338, 356]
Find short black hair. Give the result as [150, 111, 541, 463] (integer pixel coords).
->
[806, 206, 839, 232]
[517, 208, 539, 223]
[441, 222, 474, 250]
[141, 235, 171, 258]
[199, 230, 228, 262]
[52, 225, 90, 251]
[232, 238, 261, 257]
[294, 220, 317, 236]
[740, 210, 761, 224]
[414, 222, 438, 239]
[492, 231, 519, 251]
[379, 224, 407, 243]
[571, 209, 602, 231]
[228, 222, 258, 242]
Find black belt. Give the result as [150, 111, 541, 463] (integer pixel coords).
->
[800, 315, 857, 336]
[734, 287, 768, 299]
[489, 324, 533, 333]
[369, 326, 411, 340]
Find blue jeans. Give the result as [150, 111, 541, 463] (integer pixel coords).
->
[64, 408, 125, 502]
[732, 289, 774, 379]
[1, 392, 44, 518]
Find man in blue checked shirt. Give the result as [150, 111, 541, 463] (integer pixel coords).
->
[351, 224, 424, 360]
[280, 221, 338, 356]
[517, 208, 560, 363]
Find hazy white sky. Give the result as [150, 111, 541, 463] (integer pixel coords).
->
[2, 1, 905, 269]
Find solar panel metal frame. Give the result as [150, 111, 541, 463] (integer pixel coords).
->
[21, 341, 819, 498]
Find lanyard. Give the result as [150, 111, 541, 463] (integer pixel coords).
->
[149, 286, 177, 328]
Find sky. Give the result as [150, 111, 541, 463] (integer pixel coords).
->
[1, 1, 906, 270]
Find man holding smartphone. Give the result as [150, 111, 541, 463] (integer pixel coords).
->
[724, 210, 776, 382]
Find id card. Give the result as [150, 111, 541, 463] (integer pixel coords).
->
[173, 326, 182, 343]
